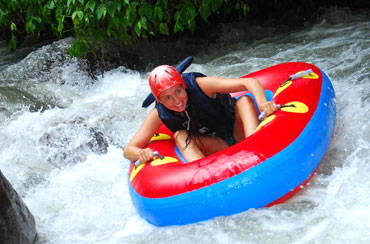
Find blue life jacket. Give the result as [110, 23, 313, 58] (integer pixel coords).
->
[155, 72, 236, 141]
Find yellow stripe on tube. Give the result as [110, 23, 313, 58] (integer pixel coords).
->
[150, 133, 171, 142]
[151, 157, 178, 166]
[281, 102, 309, 113]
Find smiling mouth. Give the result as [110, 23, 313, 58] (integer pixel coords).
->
[175, 102, 183, 108]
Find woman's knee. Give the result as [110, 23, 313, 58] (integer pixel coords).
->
[174, 130, 188, 148]
[174, 129, 187, 139]
[236, 95, 255, 109]
[234, 95, 259, 139]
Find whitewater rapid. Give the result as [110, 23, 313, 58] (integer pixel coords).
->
[0, 7, 369, 244]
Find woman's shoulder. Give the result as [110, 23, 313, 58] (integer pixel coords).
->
[182, 72, 207, 86]
[148, 107, 160, 119]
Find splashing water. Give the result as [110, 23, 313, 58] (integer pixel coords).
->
[0, 8, 369, 244]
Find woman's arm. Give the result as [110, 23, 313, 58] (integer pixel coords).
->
[123, 108, 163, 162]
[196, 76, 277, 116]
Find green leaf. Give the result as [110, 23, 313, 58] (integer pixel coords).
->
[120, 31, 132, 44]
[175, 3, 185, 22]
[9, 0, 19, 11]
[131, 1, 139, 9]
[42, 5, 50, 16]
[135, 20, 141, 36]
[25, 16, 41, 34]
[33, 16, 42, 24]
[199, 0, 212, 21]
[106, 2, 115, 17]
[95, 28, 105, 41]
[111, 16, 120, 29]
[138, 2, 153, 21]
[159, 22, 168, 35]
[174, 20, 184, 33]
[0, 7, 8, 18]
[202, 0, 211, 7]
[161, 0, 168, 8]
[116, 2, 122, 12]
[107, 24, 112, 36]
[72, 10, 83, 21]
[154, 5, 163, 20]
[185, 1, 196, 18]
[187, 19, 195, 32]
[140, 16, 147, 30]
[57, 16, 64, 35]
[25, 19, 36, 34]
[9, 34, 17, 50]
[69, 39, 87, 58]
[96, 4, 106, 20]
[86, 1, 96, 12]
[123, 0, 130, 5]
[10, 22, 16, 31]
[211, 0, 222, 12]
[242, 3, 249, 16]
[125, 4, 137, 26]
[48, 0, 55, 10]
[174, 11, 181, 22]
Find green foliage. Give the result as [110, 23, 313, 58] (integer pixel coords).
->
[0, 0, 249, 60]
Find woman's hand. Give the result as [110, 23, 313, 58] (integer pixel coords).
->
[138, 148, 155, 163]
[123, 108, 163, 162]
[259, 101, 278, 117]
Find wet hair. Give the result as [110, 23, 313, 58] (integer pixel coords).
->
[183, 91, 204, 150]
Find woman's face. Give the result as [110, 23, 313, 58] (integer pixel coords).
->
[158, 85, 188, 112]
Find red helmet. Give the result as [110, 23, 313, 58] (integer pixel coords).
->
[149, 65, 186, 100]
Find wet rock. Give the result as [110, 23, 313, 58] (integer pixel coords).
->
[88, 128, 109, 154]
[0, 107, 11, 122]
[0, 170, 37, 244]
[39, 116, 109, 167]
[0, 86, 54, 113]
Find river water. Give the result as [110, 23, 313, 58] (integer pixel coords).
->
[0, 7, 369, 244]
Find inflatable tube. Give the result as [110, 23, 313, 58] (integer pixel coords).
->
[128, 62, 336, 226]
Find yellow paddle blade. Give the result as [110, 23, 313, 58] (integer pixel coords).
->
[150, 133, 171, 142]
[151, 156, 178, 166]
[281, 102, 309, 113]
